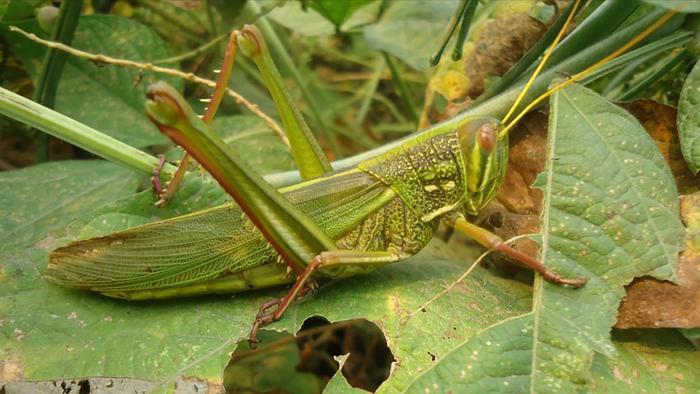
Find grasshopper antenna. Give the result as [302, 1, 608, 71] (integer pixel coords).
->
[499, 0, 581, 128]
[498, 6, 680, 139]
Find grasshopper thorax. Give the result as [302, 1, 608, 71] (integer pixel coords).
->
[457, 118, 508, 215]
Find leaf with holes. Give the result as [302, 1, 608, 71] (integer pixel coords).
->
[399, 83, 684, 392]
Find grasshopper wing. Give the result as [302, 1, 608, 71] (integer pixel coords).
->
[46, 170, 391, 295]
[47, 203, 278, 293]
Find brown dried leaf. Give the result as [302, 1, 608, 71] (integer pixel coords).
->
[463, 13, 546, 99]
[616, 192, 700, 328]
[619, 100, 700, 194]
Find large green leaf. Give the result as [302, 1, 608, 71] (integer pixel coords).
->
[6, 15, 181, 147]
[641, 0, 700, 13]
[393, 83, 684, 392]
[0, 161, 139, 255]
[678, 59, 700, 174]
[215, 115, 295, 175]
[363, 0, 459, 71]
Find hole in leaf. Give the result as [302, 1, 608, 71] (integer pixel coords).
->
[223, 317, 394, 393]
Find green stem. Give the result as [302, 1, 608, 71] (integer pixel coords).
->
[383, 52, 418, 126]
[617, 49, 691, 101]
[602, 56, 650, 96]
[451, 0, 478, 61]
[355, 55, 385, 127]
[153, 33, 227, 65]
[430, 0, 468, 66]
[531, 0, 638, 76]
[580, 31, 692, 86]
[0, 87, 175, 176]
[33, 0, 82, 162]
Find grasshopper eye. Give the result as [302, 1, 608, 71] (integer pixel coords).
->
[477, 123, 496, 152]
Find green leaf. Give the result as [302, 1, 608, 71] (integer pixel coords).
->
[591, 329, 700, 391]
[1, 0, 41, 22]
[0, 160, 139, 255]
[396, 83, 684, 392]
[267, 1, 335, 36]
[0, 159, 531, 388]
[325, 355, 366, 393]
[7, 15, 182, 148]
[640, 0, 700, 13]
[678, 59, 700, 174]
[0, 0, 9, 21]
[363, 0, 459, 71]
[308, 0, 375, 29]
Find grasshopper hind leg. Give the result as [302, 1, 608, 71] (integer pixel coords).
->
[249, 250, 400, 345]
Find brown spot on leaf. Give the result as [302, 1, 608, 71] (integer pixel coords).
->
[0, 356, 24, 382]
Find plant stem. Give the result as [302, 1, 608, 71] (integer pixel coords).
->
[33, 0, 82, 162]
[617, 49, 691, 101]
[354, 55, 385, 127]
[0, 87, 175, 176]
[383, 52, 418, 126]
[152, 33, 227, 64]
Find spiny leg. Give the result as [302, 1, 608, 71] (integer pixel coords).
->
[444, 213, 587, 287]
[154, 24, 333, 205]
[237, 25, 331, 180]
[249, 250, 400, 345]
[153, 31, 239, 206]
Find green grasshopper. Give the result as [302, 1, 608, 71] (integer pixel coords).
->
[45, 3, 675, 341]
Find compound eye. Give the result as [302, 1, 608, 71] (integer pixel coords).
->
[477, 123, 496, 152]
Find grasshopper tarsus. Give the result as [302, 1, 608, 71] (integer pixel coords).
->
[150, 154, 169, 205]
[542, 271, 588, 288]
[249, 257, 324, 344]
[493, 242, 587, 288]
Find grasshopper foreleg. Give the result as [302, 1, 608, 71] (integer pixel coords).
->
[445, 213, 587, 288]
[249, 250, 400, 345]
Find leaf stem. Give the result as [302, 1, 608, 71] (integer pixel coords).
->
[0, 86, 175, 176]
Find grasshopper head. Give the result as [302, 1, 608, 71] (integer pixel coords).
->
[457, 118, 508, 213]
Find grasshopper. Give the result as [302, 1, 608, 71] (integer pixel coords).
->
[45, 2, 676, 341]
